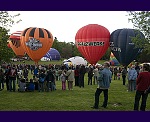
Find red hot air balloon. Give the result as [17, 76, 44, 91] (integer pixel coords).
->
[21, 27, 53, 65]
[7, 42, 11, 48]
[75, 24, 110, 64]
[9, 31, 25, 57]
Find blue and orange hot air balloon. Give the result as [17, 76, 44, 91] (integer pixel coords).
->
[21, 27, 53, 64]
[75, 24, 110, 65]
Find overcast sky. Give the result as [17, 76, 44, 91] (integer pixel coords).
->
[9, 11, 134, 43]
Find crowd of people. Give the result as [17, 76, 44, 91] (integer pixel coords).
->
[0, 62, 150, 111]
[91, 62, 150, 111]
[0, 63, 87, 92]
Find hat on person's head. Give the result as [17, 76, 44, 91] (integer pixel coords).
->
[131, 65, 135, 69]
[104, 62, 110, 67]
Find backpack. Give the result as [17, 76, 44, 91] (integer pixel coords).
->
[39, 77, 45, 83]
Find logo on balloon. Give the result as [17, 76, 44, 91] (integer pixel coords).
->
[110, 42, 121, 52]
[77, 41, 104, 46]
[26, 38, 42, 51]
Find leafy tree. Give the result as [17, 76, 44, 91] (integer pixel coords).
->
[52, 37, 82, 59]
[101, 48, 111, 61]
[128, 11, 150, 53]
[0, 11, 21, 63]
[136, 50, 150, 63]
[0, 11, 21, 29]
[0, 27, 14, 63]
[52, 37, 59, 49]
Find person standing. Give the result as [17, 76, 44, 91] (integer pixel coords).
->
[60, 70, 66, 90]
[113, 67, 118, 80]
[88, 67, 94, 85]
[66, 67, 74, 90]
[91, 62, 112, 109]
[45, 70, 55, 92]
[23, 67, 29, 80]
[93, 66, 99, 85]
[38, 71, 46, 92]
[121, 66, 127, 85]
[0, 69, 4, 90]
[135, 62, 140, 76]
[4, 65, 10, 91]
[74, 65, 79, 86]
[128, 65, 137, 91]
[134, 64, 150, 111]
[79, 65, 86, 88]
[8, 65, 17, 92]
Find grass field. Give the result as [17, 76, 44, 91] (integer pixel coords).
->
[0, 73, 150, 111]
[1, 60, 150, 111]
[10, 60, 106, 65]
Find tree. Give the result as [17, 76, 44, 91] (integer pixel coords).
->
[101, 48, 111, 61]
[0, 11, 21, 63]
[128, 11, 150, 53]
[136, 50, 150, 63]
[52, 37, 82, 59]
[0, 27, 14, 63]
[0, 11, 21, 29]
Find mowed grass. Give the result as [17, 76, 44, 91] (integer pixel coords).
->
[1, 60, 150, 111]
[0, 74, 150, 111]
[11, 59, 106, 65]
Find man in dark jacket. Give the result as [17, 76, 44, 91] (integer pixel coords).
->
[45, 70, 55, 92]
[79, 65, 86, 88]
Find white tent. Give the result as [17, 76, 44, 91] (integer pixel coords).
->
[140, 63, 150, 66]
[66, 56, 87, 66]
[41, 57, 51, 61]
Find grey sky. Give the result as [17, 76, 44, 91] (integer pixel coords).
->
[9, 11, 133, 42]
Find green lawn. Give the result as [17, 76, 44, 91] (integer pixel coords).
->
[11, 59, 106, 65]
[0, 74, 150, 111]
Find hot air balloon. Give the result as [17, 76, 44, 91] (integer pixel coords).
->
[21, 27, 53, 64]
[110, 29, 145, 66]
[63, 56, 87, 66]
[41, 48, 61, 61]
[7, 42, 11, 48]
[75, 24, 110, 65]
[8, 31, 25, 57]
[109, 52, 119, 66]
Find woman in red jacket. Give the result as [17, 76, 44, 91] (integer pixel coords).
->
[134, 64, 150, 111]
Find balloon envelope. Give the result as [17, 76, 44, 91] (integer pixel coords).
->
[21, 27, 53, 64]
[110, 29, 145, 66]
[109, 52, 119, 66]
[67, 56, 87, 66]
[7, 42, 11, 48]
[9, 31, 25, 57]
[75, 24, 110, 65]
[41, 48, 61, 61]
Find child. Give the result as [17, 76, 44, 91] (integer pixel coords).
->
[117, 73, 121, 80]
[18, 78, 26, 92]
[33, 75, 39, 90]
[27, 79, 35, 92]
[60, 71, 66, 90]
